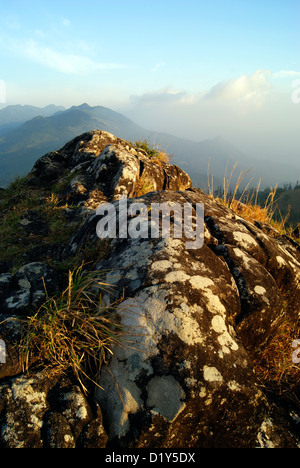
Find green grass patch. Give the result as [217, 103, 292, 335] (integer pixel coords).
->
[0, 176, 82, 268]
[132, 139, 171, 164]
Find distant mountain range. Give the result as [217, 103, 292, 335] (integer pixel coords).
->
[0, 104, 65, 137]
[0, 103, 298, 189]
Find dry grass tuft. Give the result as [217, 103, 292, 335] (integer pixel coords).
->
[207, 161, 290, 233]
[132, 139, 171, 164]
[207, 163, 300, 404]
[253, 316, 300, 402]
[20, 265, 128, 394]
[134, 174, 156, 197]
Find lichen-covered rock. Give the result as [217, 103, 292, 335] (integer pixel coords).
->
[186, 190, 300, 359]
[26, 130, 192, 209]
[92, 190, 300, 448]
[92, 193, 256, 447]
[0, 262, 61, 316]
[0, 130, 299, 448]
[0, 371, 108, 448]
[0, 372, 50, 448]
[0, 314, 24, 379]
[18, 210, 50, 237]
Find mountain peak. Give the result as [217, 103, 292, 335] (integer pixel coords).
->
[0, 103, 298, 190]
[77, 103, 91, 109]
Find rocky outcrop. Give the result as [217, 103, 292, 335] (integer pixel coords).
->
[92, 190, 300, 448]
[27, 130, 192, 208]
[0, 130, 299, 448]
[0, 370, 107, 448]
[0, 263, 60, 316]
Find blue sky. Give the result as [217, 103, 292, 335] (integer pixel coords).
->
[0, 0, 299, 163]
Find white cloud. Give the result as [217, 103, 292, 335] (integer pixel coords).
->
[131, 87, 198, 106]
[126, 69, 300, 162]
[274, 70, 300, 78]
[130, 71, 273, 119]
[22, 40, 123, 75]
[203, 70, 272, 108]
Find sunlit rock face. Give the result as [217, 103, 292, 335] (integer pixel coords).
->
[0, 130, 299, 448]
[94, 189, 300, 448]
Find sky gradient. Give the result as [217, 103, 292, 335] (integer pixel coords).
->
[0, 0, 299, 166]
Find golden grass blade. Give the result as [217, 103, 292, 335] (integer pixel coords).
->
[19, 264, 132, 395]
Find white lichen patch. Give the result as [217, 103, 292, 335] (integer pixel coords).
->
[11, 376, 47, 411]
[278, 244, 300, 267]
[115, 288, 205, 365]
[165, 270, 191, 283]
[151, 260, 173, 272]
[97, 359, 143, 439]
[173, 303, 205, 346]
[256, 418, 276, 448]
[173, 262, 184, 270]
[276, 256, 286, 267]
[185, 377, 198, 389]
[211, 315, 239, 354]
[62, 391, 89, 422]
[64, 434, 74, 444]
[227, 380, 242, 391]
[96, 285, 207, 438]
[205, 398, 213, 406]
[254, 285, 267, 295]
[211, 315, 227, 334]
[117, 289, 170, 358]
[1, 373, 49, 447]
[158, 238, 183, 257]
[189, 276, 214, 290]
[121, 165, 139, 182]
[203, 290, 227, 315]
[105, 242, 153, 283]
[76, 404, 88, 420]
[233, 231, 257, 250]
[233, 248, 254, 269]
[17, 279, 31, 289]
[6, 291, 30, 309]
[203, 366, 223, 383]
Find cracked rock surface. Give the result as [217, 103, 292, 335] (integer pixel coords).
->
[94, 190, 300, 448]
[0, 131, 299, 448]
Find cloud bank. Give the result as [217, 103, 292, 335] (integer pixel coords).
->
[131, 70, 273, 111]
[126, 70, 300, 166]
[203, 70, 272, 108]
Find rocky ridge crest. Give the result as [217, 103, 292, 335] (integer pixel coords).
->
[0, 130, 299, 448]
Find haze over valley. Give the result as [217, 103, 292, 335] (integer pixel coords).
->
[0, 102, 299, 193]
[0, 1, 299, 192]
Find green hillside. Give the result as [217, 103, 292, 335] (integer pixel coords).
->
[257, 185, 300, 228]
[0, 104, 147, 186]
